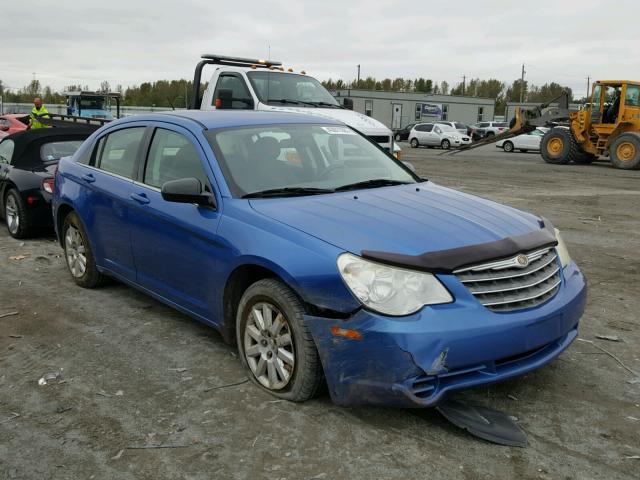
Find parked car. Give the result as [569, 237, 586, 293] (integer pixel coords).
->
[0, 114, 30, 136]
[0, 127, 94, 238]
[393, 123, 416, 142]
[496, 128, 550, 153]
[409, 123, 471, 149]
[471, 121, 509, 139]
[436, 121, 470, 136]
[53, 111, 586, 408]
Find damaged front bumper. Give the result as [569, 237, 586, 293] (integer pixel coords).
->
[305, 261, 587, 408]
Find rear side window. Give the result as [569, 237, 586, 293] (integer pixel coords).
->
[0, 139, 14, 164]
[40, 140, 84, 162]
[97, 128, 145, 179]
[144, 129, 209, 189]
[479, 122, 490, 128]
[494, 122, 507, 127]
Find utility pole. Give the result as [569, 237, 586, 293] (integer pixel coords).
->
[357, 64, 361, 87]
[519, 64, 526, 103]
[462, 74, 466, 95]
[586, 76, 591, 100]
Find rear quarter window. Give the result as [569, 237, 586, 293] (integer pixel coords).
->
[40, 140, 84, 162]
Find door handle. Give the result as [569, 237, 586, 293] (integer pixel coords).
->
[130, 192, 150, 205]
[81, 173, 95, 183]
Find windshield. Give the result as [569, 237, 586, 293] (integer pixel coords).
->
[247, 72, 339, 107]
[78, 97, 107, 110]
[40, 140, 84, 162]
[206, 124, 417, 197]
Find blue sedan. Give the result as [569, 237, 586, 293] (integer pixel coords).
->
[52, 111, 587, 407]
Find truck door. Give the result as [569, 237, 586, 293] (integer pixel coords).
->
[211, 73, 254, 110]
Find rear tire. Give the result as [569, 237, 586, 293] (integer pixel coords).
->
[236, 278, 324, 402]
[610, 133, 640, 169]
[4, 189, 33, 239]
[503, 141, 514, 152]
[410, 138, 419, 148]
[441, 139, 451, 150]
[540, 128, 583, 165]
[62, 211, 106, 288]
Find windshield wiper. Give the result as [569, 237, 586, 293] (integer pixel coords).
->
[306, 101, 344, 109]
[242, 187, 335, 198]
[267, 98, 316, 107]
[335, 179, 413, 192]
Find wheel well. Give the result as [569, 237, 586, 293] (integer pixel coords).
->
[221, 265, 283, 345]
[56, 204, 74, 244]
[220, 264, 349, 345]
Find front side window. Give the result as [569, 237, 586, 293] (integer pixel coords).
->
[213, 75, 253, 109]
[97, 127, 145, 179]
[40, 140, 84, 162]
[247, 71, 339, 107]
[0, 139, 14, 164]
[206, 124, 416, 197]
[144, 129, 209, 189]
[625, 85, 640, 107]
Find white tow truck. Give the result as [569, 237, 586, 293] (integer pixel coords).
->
[191, 54, 400, 157]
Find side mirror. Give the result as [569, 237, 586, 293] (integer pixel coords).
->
[161, 178, 215, 208]
[343, 98, 354, 110]
[215, 88, 233, 109]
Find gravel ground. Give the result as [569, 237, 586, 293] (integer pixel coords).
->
[1, 144, 639, 479]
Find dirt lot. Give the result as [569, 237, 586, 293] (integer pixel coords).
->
[1, 145, 639, 480]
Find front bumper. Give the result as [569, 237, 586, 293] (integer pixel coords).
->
[305, 261, 586, 407]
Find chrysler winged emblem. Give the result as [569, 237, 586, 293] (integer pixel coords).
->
[516, 254, 529, 268]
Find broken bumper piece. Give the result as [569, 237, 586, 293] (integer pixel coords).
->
[305, 261, 586, 407]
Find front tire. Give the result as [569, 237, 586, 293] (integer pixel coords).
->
[4, 189, 33, 239]
[441, 139, 451, 150]
[410, 138, 419, 148]
[236, 278, 323, 402]
[62, 211, 106, 288]
[503, 141, 514, 152]
[610, 133, 640, 169]
[540, 128, 581, 164]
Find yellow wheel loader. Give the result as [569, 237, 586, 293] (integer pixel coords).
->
[456, 80, 640, 170]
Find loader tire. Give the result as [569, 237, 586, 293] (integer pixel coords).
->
[541, 128, 581, 165]
[610, 133, 640, 170]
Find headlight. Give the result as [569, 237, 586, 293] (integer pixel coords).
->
[337, 253, 453, 316]
[554, 228, 571, 268]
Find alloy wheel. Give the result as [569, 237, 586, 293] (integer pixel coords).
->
[64, 226, 87, 278]
[243, 302, 295, 390]
[5, 195, 19, 235]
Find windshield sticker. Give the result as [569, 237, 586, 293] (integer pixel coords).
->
[322, 126, 356, 135]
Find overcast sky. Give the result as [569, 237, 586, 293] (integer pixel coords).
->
[3, 0, 638, 98]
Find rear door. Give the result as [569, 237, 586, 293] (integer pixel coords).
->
[74, 125, 147, 280]
[128, 123, 223, 320]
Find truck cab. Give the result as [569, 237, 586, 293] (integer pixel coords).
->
[193, 55, 398, 156]
[65, 91, 121, 120]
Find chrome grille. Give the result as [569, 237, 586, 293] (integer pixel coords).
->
[454, 248, 561, 312]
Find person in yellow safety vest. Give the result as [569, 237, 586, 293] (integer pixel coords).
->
[30, 97, 50, 129]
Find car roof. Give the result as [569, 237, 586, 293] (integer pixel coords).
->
[2, 127, 94, 165]
[109, 110, 342, 130]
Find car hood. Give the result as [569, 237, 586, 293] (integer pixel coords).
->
[258, 103, 391, 137]
[249, 182, 544, 256]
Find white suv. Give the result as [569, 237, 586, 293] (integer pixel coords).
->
[436, 121, 470, 136]
[409, 123, 471, 149]
[472, 121, 508, 138]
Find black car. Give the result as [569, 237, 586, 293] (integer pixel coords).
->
[0, 127, 94, 238]
[393, 123, 416, 141]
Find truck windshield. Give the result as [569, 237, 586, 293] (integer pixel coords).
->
[79, 98, 106, 109]
[206, 124, 417, 198]
[247, 72, 339, 107]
